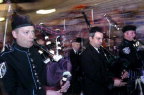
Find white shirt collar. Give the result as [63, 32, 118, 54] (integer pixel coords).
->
[73, 49, 78, 54]
[93, 47, 100, 53]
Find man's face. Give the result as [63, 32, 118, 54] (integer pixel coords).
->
[124, 30, 136, 41]
[89, 32, 103, 48]
[12, 26, 35, 48]
[72, 42, 81, 51]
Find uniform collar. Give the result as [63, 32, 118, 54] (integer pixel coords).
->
[124, 39, 135, 44]
[13, 42, 33, 52]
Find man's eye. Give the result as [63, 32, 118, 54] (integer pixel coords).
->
[25, 32, 29, 34]
[97, 38, 101, 40]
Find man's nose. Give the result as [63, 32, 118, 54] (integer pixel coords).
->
[100, 39, 103, 43]
[30, 32, 35, 39]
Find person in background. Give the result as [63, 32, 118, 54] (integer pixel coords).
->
[80, 26, 126, 95]
[118, 25, 144, 95]
[65, 37, 83, 95]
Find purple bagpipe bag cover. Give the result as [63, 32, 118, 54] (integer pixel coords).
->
[46, 57, 71, 87]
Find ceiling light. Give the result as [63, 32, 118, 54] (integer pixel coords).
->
[0, 17, 5, 21]
[36, 9, 56, 14]
[0, 0, 3, 3]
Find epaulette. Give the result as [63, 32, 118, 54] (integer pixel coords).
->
[0, 62, 6, 78]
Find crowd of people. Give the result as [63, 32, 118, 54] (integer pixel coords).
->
[0, 13, 144, 95]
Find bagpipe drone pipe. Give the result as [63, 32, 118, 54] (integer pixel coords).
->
[33, 36, 72, 89]
[99, 46, 130, 79]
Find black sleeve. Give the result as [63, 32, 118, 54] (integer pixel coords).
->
[2, 60, 17, 95]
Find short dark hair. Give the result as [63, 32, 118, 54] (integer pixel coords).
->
[89, 27, 103, 37]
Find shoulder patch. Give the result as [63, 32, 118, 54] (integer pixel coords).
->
[0, 62, 6, 78]
[122, 47, 130, 54]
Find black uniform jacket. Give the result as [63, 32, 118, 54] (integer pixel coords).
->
[68, 49, 82, 94]
[119, 39, 142, 70]
[69, 49, 82, 80]
[0, 43, 46, 95]
[80, 44, 113, 95]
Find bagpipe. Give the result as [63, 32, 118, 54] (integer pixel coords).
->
[99, 45, 129, 78]
[33, 36, 63, 63]
[34, 30, 72, 89]
[100, 43, 144, 95]
[133, 39, 144, 51]
[133, 39, 144, 67]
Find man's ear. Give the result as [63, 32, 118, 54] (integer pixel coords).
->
[12, 30, 17, 39]
[123, 32, 127, 37]
[72, 42, 75, 47]
[89, 36, 92, 41]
